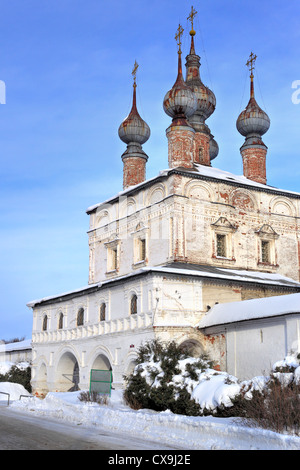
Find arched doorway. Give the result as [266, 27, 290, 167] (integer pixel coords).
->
[55, 351, 80, 392]
[179, 339, 203, 357]
[91, 353, 113, 379]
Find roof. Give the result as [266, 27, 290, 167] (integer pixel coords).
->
[0, 339, 32, 353]
[197, 292, 300, 328]
[27, 263, 300, 308]
[86, 164, 300, 213]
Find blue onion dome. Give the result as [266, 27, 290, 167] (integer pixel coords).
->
[118, 82, 150, 146]
[185, 34, 216, 127]
[163, 36, 197, 125]
[236, 72, 270, 138]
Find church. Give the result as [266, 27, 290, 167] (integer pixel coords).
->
[27, 9, 300, 396]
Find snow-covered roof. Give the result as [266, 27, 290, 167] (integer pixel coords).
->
[27, 263, 300, 308]
[86, 164, 300, 213]
[198, 292, 300, 329]
[0, 339, 32, 353]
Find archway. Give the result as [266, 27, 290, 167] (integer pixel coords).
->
[55, 351, 80, 392]
[91, 353, 113, 382]
[179, 339, 204, 357]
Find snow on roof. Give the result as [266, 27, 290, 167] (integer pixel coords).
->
[151, 263, 300, 288]
[0, 339, 32, 353]
[198, 292, 300, 329]
[86, 164, 300, 213]
[27, 263, 300, 308]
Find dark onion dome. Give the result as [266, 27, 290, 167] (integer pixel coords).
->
[163, 28, 197, 125]
[185, 33, 216, 128]
[236, 74, 270, 138]
[118, 82, 150, 147]
[209, 135, 219, 161]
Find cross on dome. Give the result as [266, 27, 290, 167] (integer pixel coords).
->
[187, 5, 197, 36]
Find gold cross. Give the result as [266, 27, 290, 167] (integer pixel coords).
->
[246, 52, 257, 77]
[175, 24, 184, 53]
[187, 5, 197, 30]
[132, 60, 139, 87]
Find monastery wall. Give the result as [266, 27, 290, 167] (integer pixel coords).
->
[87, 171, 300, 285]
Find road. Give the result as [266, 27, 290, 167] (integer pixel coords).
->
[0, 406, 176, 450]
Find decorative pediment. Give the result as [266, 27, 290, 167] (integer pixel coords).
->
[130, 221, 148, 237]
[211, 217, 237, 232]
[104, 233, 120, 248]
[255, 224, 279, 239]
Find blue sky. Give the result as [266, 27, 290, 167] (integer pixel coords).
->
[0, 0, 300, 340]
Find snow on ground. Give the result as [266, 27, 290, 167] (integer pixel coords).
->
[0, 383, 298, 450]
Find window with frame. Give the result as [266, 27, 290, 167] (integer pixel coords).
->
[216, 234, 226, 257]
[256, 224, 279, 266]
[138, 238, 146, 262]
[130, 294, 137, 315]
[100, 303, 106, 322]
[261, 240, 270, 263]
[77, 308, 84, 326]
[107, 246, 118, 272]
[42, 315, 48, 331]
[58, 312, 64, 329]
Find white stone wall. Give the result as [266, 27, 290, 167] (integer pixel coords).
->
[31, 273, 206, 395]
[88, 173, 300, 285]
[204, 314, 300, 380]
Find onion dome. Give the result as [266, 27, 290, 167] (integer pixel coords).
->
[118, 73, 150, 152]
[163, 25, 197, 126]
[185, 26, 216, 129]
[236, 53, 270, 141]
[209, 134, 219, 161]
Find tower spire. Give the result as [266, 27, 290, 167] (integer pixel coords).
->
[236, 53, 270, 185]
[187, 5, 197, 53]
[118, 61, 150, 189]
[163, 24, 197, 169]
[185, 7, 217, 165]
[246, 52, 257, 98]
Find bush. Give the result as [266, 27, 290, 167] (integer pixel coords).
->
[0, 364, 32, 393]
[123, 340, 212, 416]
[235, 364, 300, 435]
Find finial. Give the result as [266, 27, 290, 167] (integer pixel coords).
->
[246, 52, 257, 98]
[175, 24, 184, 54]
[132, 60, 139, 88]
[187, 5, 197, 36]
[246, 52, 257, 78]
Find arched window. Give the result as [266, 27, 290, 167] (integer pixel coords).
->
[130, 294, 137, 315]
[58, 312, 64, 329]
[100, 303, 106, 322]
[77, 308, 84, 326]
[42, 315, 48, 331]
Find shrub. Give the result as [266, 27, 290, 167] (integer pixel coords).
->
[236, 370, 300, 435]
[0, 364, 31, 393]
[123, 340, 211, 416]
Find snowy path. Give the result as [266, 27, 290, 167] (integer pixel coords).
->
[0, 406, 179, 450]
[6, 390, 300, 451]
[1, 381, 300, 450]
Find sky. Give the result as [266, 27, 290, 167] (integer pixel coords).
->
[0, 0, 300, 341]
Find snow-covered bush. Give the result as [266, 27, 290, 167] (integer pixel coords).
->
[123, 340, 243, 416]
[236, 352, 300, 435]
[124, 339, 300, 433]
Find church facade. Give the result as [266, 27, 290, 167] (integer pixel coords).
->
[28, 15, 300, 396]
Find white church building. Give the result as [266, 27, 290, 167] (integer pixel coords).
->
[27, 16, 300, 396]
